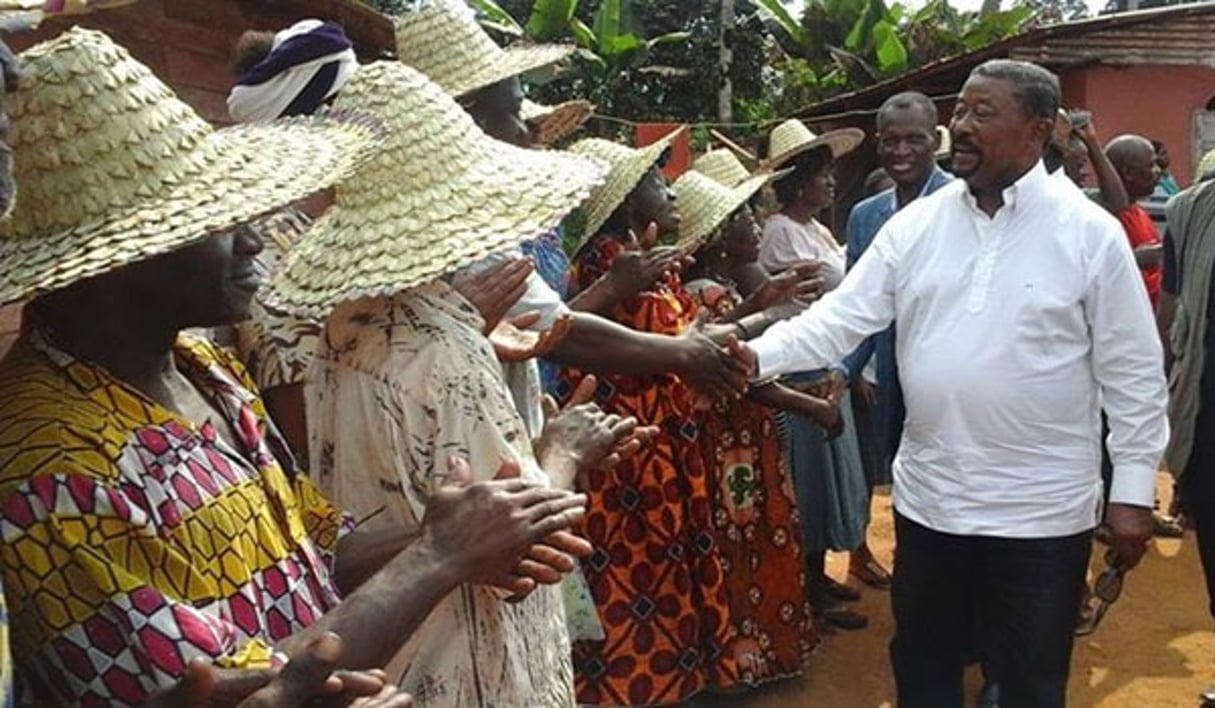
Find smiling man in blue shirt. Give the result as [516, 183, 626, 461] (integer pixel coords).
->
[842, 92, 952, 587]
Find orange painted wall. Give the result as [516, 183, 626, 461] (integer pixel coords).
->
[1058, 64, 1215, 190]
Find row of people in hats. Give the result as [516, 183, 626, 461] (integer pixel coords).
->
[0, 1, 1174, 707]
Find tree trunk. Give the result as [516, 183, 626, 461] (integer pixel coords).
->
[718, 0, 734, 123]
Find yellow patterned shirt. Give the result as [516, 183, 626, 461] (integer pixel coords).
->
[0, 332, 352, 705]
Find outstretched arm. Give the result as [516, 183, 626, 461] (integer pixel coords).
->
[1078, 121, 1128, 215]
[741, 228, 900, 379]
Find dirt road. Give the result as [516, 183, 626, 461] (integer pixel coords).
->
[699, 475, 1214, 708]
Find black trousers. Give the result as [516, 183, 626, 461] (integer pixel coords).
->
[890, 512, 1092, 708]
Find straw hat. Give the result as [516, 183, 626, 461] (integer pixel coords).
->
[935, 125, 951, 159]
[521, 98, 593, 146]
[694, 149, 753, 189]
[394, 0, 573, 100]
[566, 128, 683, 253]
[265, 60, 605, 316]
[764, 119, 864, 171]
[1196, 149, 1215, 183]
[670, 170, 771, 254]
[0, 0, 40, 30]
[0, 27, 376, 307]
[0, 0, 137, 31]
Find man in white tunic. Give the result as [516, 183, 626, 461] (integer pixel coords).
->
[733, 60, 1168, 708]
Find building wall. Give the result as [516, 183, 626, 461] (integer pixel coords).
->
[1059, 63, 1215, 189]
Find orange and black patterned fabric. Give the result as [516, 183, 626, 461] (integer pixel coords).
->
[560, 234, 738, 706]
[0, 332, 351, 706]
[686, 278, 819, 686]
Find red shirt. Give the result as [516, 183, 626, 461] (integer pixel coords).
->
[1117, 204, 1162, 309]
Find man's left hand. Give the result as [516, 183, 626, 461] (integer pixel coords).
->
[1104, 502, 1153, 570]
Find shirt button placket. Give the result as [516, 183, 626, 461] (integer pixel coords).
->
[968, 221, 996, 313]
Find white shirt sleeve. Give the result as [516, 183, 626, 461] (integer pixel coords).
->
[470, 248, 571, 330]
[509, 271, 571, 330]
[751, 220, 901, 378]
[1085, 224, 1169, 508]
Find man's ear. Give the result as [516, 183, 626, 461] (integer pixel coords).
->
[1031, 116, 1057, 153]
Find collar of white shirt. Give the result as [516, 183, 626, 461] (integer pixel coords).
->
[958, 160, 1050, 220]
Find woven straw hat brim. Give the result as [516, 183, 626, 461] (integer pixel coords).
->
[935, 125, 951, 159]
[693, 149, 752, 188]
[394, 3, 574, 99]
[569, 129, 682, 254]
[522, 98, 593, 146]
[451, 43, 574, 98]
[1196, 149, 1215, 183]
[264, 61, 605, 317]
[0, 120, 376, 306]
[765, 126, 865, 171]
[672, 171, 772, 254]
[0, 28, 378, 307]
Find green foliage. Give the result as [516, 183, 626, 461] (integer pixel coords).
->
[747, 0, 1040, 114]
[471, 0, 768, 125]
[469, 0, 526, 35]
[367, 0, 1040, 129]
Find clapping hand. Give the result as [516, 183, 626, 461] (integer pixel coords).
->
[426, 457, 589, 601]
[749, 262, 824, 312]
[149, 633, 413, 708]
[608, 223, 692, 299]
[452, 258, 533, 334]
[490, 312, 573, 363]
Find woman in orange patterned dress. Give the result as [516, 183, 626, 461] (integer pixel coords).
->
[559, 137, 738, 705]
[675, 172, 829, 687]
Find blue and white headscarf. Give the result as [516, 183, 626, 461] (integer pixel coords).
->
[227, 19, 359, 123]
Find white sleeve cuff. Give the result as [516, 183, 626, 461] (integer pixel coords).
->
[751, 335, 788, 380]
[1107, 463, 1157, 509]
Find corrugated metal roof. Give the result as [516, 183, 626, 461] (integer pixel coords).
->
[795, 2, 1215, 118]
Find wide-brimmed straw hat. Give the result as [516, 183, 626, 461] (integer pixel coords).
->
[0, 0, 136, 31]
[671, 170, 772, 254]
[395, 0, 573, 100]
[764, 119, 864, 171]
[565, 129, 683, 252]
[0, 27, 377, 307]
[693, 149, 754, 188]
[935, 125, 951, 159]
[1195, 149, 1215, 183]
[264, 60, 605, 316]
[522, 98, 593, 146]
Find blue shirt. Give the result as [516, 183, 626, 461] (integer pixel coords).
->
[840, 165, 953, 458]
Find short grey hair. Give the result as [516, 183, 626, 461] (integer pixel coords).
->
[970, 60, 1060, 121]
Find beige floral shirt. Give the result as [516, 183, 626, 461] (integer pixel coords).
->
[305, 282, 574, 707]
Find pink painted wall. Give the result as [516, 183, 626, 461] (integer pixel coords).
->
[1059, 64, 1215, 190]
